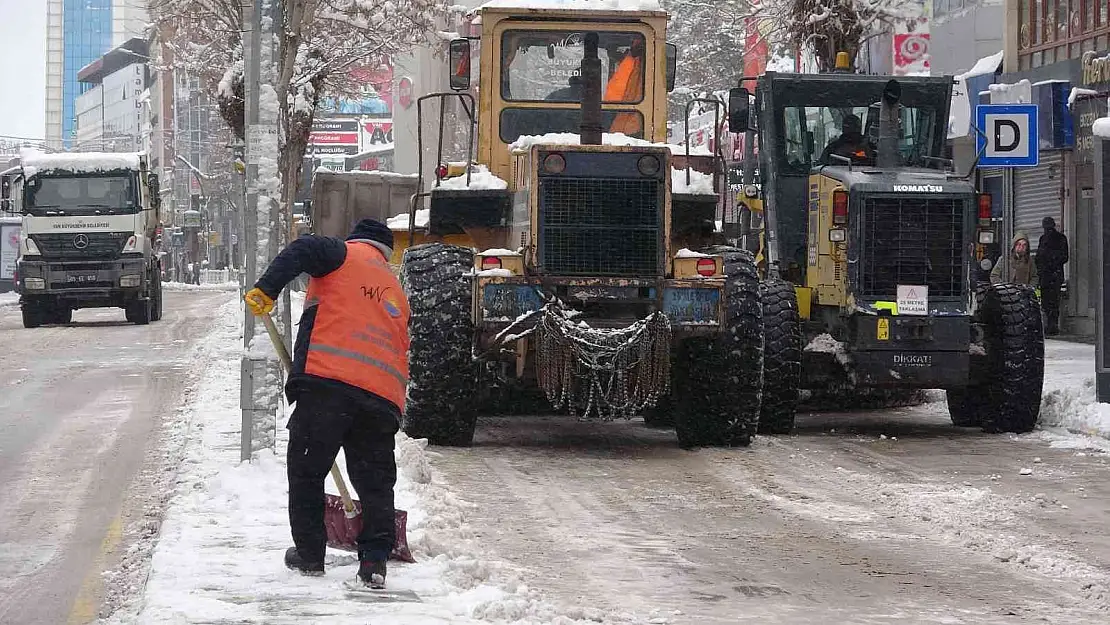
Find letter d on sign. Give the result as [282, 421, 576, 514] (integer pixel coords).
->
[995, 119, 1020, 152]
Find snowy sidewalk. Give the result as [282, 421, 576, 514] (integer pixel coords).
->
[104, 296, 625, 625]
[1036, 340, 1110, 445]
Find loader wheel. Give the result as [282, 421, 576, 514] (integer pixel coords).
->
[946, 387, 987, 427]
[758, 279, 801, 434]
[977, 283, 1044, 434]
[672, 246, 763, 448]
[641, 392, 675, 428]
[400, 243, 479, 446]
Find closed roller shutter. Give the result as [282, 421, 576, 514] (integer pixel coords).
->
[1013, 150, 1064, 251]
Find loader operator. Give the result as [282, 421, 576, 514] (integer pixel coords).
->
[244, 219, 410, 590]
[821, 114, 875, 164]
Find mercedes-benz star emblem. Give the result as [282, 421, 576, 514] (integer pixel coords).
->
[73, 234, 89, 249]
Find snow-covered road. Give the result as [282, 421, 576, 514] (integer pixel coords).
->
[0, 290, 235, 625]
[88, 288, 1110, 625]
[434, 342, 1110, 624]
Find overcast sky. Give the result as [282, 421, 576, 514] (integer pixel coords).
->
[0, 0, 47, 141]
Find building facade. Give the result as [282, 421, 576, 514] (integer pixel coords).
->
[73, 39, 151, 153]
[44, 0, 147, 149]
[930, 0, 1005, 76]
[987, 0, 1110, 336]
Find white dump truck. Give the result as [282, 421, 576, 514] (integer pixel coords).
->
[0, 152, 164, 327]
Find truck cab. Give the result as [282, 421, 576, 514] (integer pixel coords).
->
[1, 152, 164, 327]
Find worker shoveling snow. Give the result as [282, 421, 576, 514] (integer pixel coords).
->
[101, 296, 624, 624]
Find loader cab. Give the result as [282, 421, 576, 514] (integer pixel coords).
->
[739, 72, 958, 290]
[459, 4, 676, 183]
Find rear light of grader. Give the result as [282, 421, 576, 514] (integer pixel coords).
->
[832, 190, 848, 225]
[978, 193, 992, 227]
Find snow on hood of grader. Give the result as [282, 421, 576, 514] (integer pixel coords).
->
[672, 168, 715, 195]
[21, 152, 141, 177]
[437, 164, 509, 191]
[480, 0, 662, 10]
[387, 208, 430, 231]
[509, 132, 711, 155]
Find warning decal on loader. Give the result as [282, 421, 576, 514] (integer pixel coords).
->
[896, 285, 928, 316]
[877, 318, 890, 340]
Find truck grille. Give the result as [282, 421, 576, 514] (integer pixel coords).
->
[859, 195, 965, 298]
[539, 177, 662, 276]
[30, 232, 130, 260]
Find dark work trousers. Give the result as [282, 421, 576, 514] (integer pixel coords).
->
[1041, 282, 1062, 334]
[286, 392, 399, 564]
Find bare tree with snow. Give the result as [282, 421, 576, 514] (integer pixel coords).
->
[755, 0, 923, 73]
[149, 0, 448, 245]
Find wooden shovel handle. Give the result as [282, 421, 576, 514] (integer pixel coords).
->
[260, 311, 357, 515]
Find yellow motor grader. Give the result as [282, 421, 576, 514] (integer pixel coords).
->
[395, 1, 767, 448]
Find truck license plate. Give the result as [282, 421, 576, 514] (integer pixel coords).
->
[67, 274, 97, 283]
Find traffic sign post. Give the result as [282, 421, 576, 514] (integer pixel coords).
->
[975, 104, 1039, 167]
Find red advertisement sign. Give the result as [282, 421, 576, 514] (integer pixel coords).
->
[310, 132, 359, 145]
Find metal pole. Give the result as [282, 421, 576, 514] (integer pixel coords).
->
[1095, 138, 1110, 402]
[240, 0, 263, 463]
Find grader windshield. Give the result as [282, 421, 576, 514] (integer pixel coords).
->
[498, 29, 647, 142]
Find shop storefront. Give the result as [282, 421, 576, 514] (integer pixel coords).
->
[995, 54, 1109, 336]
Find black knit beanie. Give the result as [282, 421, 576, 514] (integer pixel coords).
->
[347, 218, 394, 253]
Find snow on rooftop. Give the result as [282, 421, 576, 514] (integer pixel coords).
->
[1069, 87, 1100, 109]
[386, 208, 429, 231]
[955, 50, 1003, 81]
[479, 0, 662, 11]
[672, 168, 716, 195]
[436, 164, 509, 191]
[22, 152, 141, 176]
[509, 132, 712, 156]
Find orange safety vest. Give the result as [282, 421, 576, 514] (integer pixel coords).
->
[303, 242, 410, 411]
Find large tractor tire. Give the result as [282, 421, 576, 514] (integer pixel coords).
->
[977, 283, 1045, 434]
[641, 392, 676, 428]
[400, 243, 479, 446]
[672, 246, 763, 448]
[758, 279, 801, 434]
[946, 387, 987, 427]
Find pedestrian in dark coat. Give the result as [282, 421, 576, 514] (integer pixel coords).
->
[1036, 216, 1069, 335]
[244, 218, 409, 589]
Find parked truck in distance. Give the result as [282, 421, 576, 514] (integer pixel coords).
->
[0, 152, 164, 327]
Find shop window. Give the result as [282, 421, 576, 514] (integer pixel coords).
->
[1058, 0, 1069, 40]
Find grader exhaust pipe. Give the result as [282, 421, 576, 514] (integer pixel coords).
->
[580, 32, 603, 146]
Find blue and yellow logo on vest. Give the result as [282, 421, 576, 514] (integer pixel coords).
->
[383, 293, 403, 318]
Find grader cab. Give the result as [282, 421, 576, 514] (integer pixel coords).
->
[398, 2, 764, 448]
[726, 67, 1045, 435]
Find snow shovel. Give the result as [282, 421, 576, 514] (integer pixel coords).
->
[260, 311, 415, 563]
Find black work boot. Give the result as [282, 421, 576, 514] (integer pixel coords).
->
[357, 560, 387, 589]
[284, 547, 324, 576]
